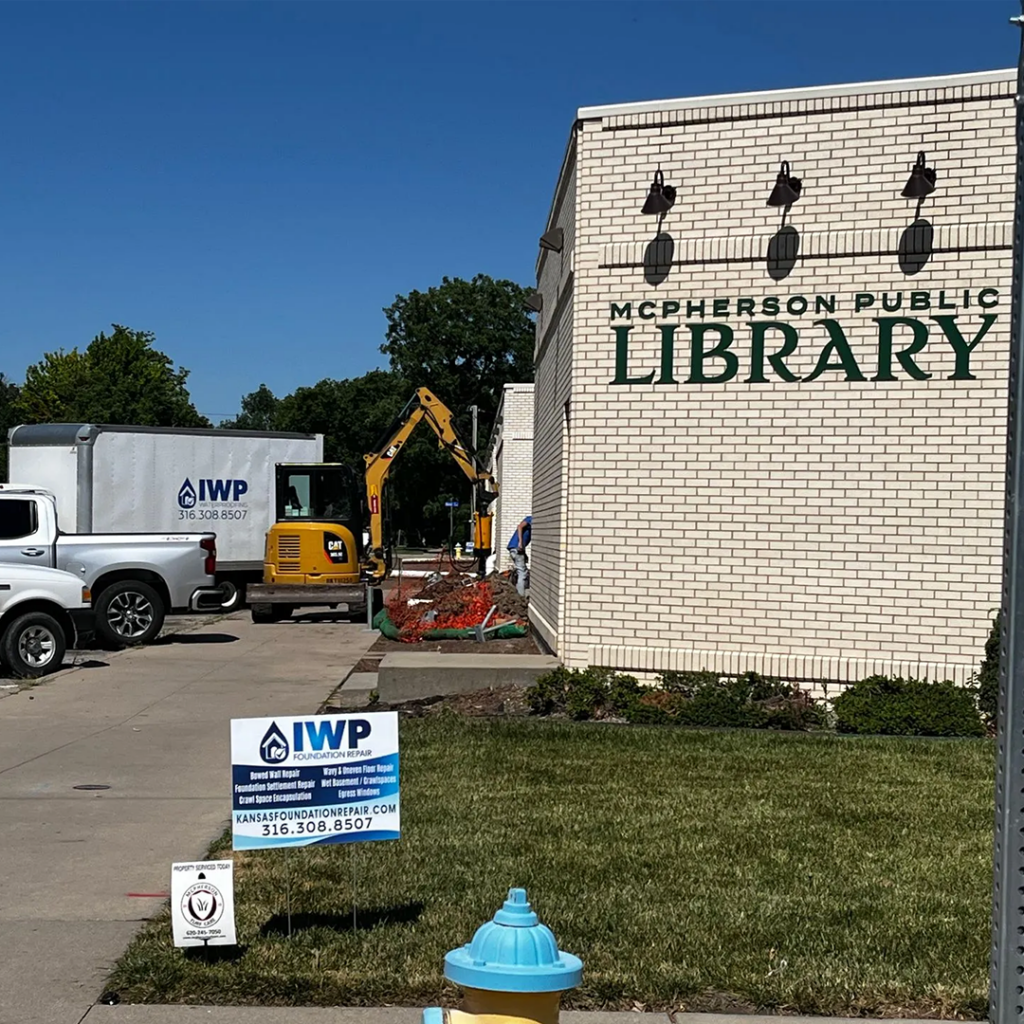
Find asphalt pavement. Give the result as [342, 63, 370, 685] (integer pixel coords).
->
[0, 610, 376, 1024]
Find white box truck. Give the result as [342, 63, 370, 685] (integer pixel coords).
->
[8, 423, 324, 611]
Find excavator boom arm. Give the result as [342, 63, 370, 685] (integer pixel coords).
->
[363, 388, 498, 580]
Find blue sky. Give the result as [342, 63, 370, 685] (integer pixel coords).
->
[0, 0, 1018, 422]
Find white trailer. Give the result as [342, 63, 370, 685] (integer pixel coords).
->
[8, 423, 324, 610]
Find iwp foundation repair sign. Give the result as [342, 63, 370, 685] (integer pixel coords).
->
[230, 712, 400, 850]
[171, 861, 236, 946]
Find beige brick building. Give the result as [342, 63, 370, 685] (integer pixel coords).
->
[530, 68, 1015, 690]
[488, 383, 535, 572]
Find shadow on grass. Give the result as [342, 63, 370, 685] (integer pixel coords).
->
[182, 943, 249, 964]
[260, 901, 424, 937]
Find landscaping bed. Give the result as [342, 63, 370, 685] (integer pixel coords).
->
[107, 717, 993, 1018]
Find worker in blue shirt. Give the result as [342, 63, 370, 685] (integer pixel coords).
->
[508, 515, 532, 597]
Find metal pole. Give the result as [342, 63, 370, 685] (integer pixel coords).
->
[470, 405, 479, 523]
[991, 9, 1024, 1022]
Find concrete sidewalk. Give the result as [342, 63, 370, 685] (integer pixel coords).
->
[80, 1008, 941, 1024]
[0, 614, 376, 1024]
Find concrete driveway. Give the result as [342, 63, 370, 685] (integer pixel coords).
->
[0, 612, 376, 1024]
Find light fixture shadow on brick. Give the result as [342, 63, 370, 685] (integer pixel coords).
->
[766, 224, 800, 281]
[644, 232, 675, 286]
[898, 217, 934, 276]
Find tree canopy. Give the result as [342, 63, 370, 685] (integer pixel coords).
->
[218, 274, 536, 544]
[381, 274, 535, 449]
[15, 325, 208, 428]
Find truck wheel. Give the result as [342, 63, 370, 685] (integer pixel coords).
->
[2, 612, 67, 678]
[96, 581, 166, 647]
[218, 582, 244, 613]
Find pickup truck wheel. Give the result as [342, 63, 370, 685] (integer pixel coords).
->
[2, 612, 67, 678]
[96, 581, 166, 647]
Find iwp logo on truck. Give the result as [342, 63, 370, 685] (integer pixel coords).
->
[178, 478, 250, 520]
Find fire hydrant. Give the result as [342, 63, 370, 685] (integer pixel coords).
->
[423, 888, 583, 1024]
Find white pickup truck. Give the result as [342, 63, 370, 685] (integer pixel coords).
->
[0, 486, 228, 647]
[0, 564, 95, 677]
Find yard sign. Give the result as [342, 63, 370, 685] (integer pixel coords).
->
[230, 711, 400, 850]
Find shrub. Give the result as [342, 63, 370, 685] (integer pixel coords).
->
[565, 669, 610, 720]
[607, 673, 643, 715]
[659, 669, 720, 697]
[978, 615, 1000, 723]
[526, 667, 643, 720]
[525, 666, 574, 715]
[834, 675, 985, 737]
[527, 666, 826, 731]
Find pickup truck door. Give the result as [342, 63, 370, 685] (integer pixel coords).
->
[0, 496, 53, 567]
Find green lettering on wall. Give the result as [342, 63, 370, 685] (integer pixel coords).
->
[662, 301, 681, 317]
[762, 297, 780, 316]
[910, 291, 930, 311]
[855, 293, 875, 312]
[873, 318, 931, 381]
[658, 325, 678, 385]
[980, 288, 999, 309]
[932, 314, 997, 380]
[803, 320, 867, 382]
[737, 298, 756, 317]
[611, 326, 655, 385]
[685, 323, 739, 384]
[746, 322, 800, 383]
[713, 298, 729, 317]
[610, 303, 632, 320]
[815, 295, 837, 314]
[638, 301, 656, 320]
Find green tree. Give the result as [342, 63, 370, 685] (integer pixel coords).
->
[381, 274, 535, 543]
[0, 373, 21, 482]
[381, 273, 535, 449]
[220, 384, 280, 430]
[15, 325, 208, 427]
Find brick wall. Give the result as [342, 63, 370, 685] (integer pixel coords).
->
[533, 69, 1014, 686]
[489, 383, 535, 572]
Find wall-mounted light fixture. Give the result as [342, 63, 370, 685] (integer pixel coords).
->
[524, 292, 543, 313]
[767, 161, 802, 207]
[901, 151, 937, 199]
[539, 228, 564, 253]
[641, 168, 676, 216]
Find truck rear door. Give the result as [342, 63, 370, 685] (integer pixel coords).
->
[0, 496, 53, 567]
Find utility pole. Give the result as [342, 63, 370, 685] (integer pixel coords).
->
[470, 404, 479, 526]
[991, 7, 1024, 1023]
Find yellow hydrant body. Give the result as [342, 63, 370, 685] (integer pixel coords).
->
[423, 889, 582, 1024]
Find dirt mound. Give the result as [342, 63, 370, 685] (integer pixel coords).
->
[488, 574, 528, 620]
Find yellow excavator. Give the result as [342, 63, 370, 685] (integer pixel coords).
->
[247, 387, 498, 623]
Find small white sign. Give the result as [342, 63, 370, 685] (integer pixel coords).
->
[170, 860, 236, 947]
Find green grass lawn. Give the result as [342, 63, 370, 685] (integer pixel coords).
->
[108, 717, 995, 1017]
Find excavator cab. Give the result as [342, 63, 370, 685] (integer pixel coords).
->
[263, 463, 364, 586]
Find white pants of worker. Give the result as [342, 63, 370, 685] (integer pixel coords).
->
[511, 549, 528, 596]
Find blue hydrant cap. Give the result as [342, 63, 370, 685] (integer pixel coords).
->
[443, 888, 583, 993]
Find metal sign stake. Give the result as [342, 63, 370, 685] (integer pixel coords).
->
[285, 848, 293, 940]
[351, 842, 358, 932]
